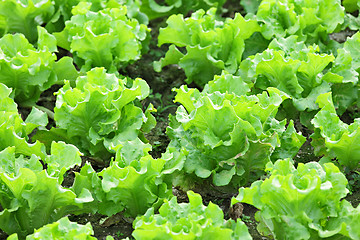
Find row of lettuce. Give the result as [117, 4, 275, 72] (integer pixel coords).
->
[1, 0, 360, 239]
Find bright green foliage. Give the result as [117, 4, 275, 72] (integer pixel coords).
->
[139, 0, 226, 20]
[0, 0, 55, 42]
[7, 217, 96, 240]
[48, 0, 148, 32]
[164, 85, 305, 187]
[0, 141, 81, 181]
[54, 3, 149, 72]
[133, 191, 252, 240]
[232, 159, 360, 239]
[1, 142, 82, 174]
[311, 92, 360, 170]
[99, 154, 173, 217]
[52, 0, 226, 24]
[70, 152, 173, 218]
[0, 141, 91, 238]
[44, 141, 82, 184]
[238, 36, 357, 118]
[343, 3, 360, 30]
[68, 163, 105, 215]
[202, 71, 253, 96]
[0, 147, 43, 177]
[324, 32, 360, 114]
[256, 0, 345, 44]
[0, 27, 78, 106]
[0, 83, 46, 159]
[52, 0, 127, 22]
[343, 0, 360, 12]
[155, 8, 260, 86]
[0, 169, 77, 238]
[0, 158, 79, 238]
[52, 67, 155, 159]
[239, 0, 262, 14]
[342, 32, 360, 74]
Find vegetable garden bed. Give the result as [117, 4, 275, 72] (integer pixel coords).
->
[1, 0, 360, 239]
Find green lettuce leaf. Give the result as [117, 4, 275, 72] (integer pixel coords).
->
[0, 27, 78, 106]
[240, 0, 262, 14]
[54, 3, 149, 72]
[99, 154, 172, 217]
[0, 141, 91, 238]
[340, 31, 360, 73]
[0, 83, 46, 159]
[139, 0, 226, 20]
[69, 163, 106, 215]
[52, 67, 153, 159]
[323, 32, 360, 114]
[203, 71, 253, 96]
[232, 159, 355, 239]
[133, 191, 252, 240]
[238, 36, 358, 121]
[0, 168, 80, 238]
[309, 200, 360, 239]
[48, 0, 148, 32]
[256, 0, 345, 44]
[0, 147, 43, 176]
[44, 142, 82, 184]
[164, 86, 304, 187]
[343, 0, 360, 12]
[70, 153, 172, 218]
[0, 0, 55, 43]
[8, 217, 96, 240]
[156, 8, 260, 86]
[311, 92, 360, 170]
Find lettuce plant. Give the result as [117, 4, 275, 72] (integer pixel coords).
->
[0, 143, 89, 239]
[238, 36, 358, 123]
[54, 3, 149, 72]
[155, 8, 260, 86]
[0, 141, 82, 184]
[0, 0, 55, 42]
[0, 83, 47, 158]
[45, 67, 155, 159]
[51, 0, 224, 25]
[164, 84, 305, 188]
[342, 1, 360, 29]
[232, 159, 360, 239]
[256, 0, 345, 44]
[7, 217, 98, 240]
[48, 0, 148, 32]
[98, 153, 173, 217]
[343, 0, 360, 12]
[132, 191, 252, 240]
[70, 150, 173, 218]
[311, 92, 360, 170]
[324, 32, 360, 115]
[139, 0, 226, 20]
[0, 27, 78, 106]
[342, 32, 360, 74]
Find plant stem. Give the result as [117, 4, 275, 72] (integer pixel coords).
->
[35, 105, 55, 120]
